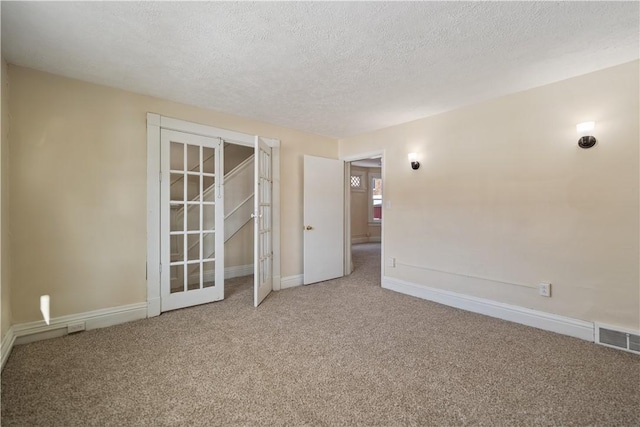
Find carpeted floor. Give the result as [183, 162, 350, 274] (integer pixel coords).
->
[1, 243, 638, 426]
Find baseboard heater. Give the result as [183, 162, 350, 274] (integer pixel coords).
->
[595, 323, 640, 355]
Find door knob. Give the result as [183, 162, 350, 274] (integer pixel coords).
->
[305, 225, 313, 230]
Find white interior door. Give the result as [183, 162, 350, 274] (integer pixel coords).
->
[254, 137, 273, 306]
[160, 129, 224, 311]
[303, 155, 344, 284]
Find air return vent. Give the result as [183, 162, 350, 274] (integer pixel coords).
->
[595, 323, 640, 355]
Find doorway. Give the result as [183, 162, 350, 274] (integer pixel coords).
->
[146, 114, 280, 317]
[342, 151, 385, 283]
[222, 142, 255, 302]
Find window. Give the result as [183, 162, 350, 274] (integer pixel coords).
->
[368, 173, 382, 224]
[350, 171, 365, 192]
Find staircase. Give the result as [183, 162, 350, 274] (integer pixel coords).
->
[170, 154, 254, 274]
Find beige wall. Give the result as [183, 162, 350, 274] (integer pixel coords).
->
[9, 65, 337, 323]
[350, 166, 381, 242]
[340, 61, 640, 330]
[1, 58, 11, 339]
[225, 222, 253, 268]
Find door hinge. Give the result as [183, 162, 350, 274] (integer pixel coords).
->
[159, 263, 162, 273]
[159, 171, 162, 182]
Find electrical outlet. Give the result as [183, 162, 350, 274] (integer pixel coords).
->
[539, 283, 551, 297]
[387, 257, 396, 268]
[68, 321, 86, 334]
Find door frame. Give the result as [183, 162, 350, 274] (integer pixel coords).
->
[340, 150, 385, 282]
[147, 113, 281, 317]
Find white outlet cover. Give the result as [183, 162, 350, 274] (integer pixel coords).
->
[539, 283, 551, 297]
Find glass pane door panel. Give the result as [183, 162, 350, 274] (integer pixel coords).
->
[170, 265, 184, 294]
[170, 174, 184, 201]
[203, 147, 215, 174]
[170, 205, 184, 232]
[170, 234, 183, 262]
[202, 205, 215, 230]
[203, 261, 215, 288]
[187, 175, 200, 201]
[187, 206, 200, 231]
[187, 145, 200, 173]
[203, 176, 214, 202]
[187, 234, 200, 261]
[170, 142, 183, 171]
[187, 263, 200, 291]
[202, 232, 215, 260]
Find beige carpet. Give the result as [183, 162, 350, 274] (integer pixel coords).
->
[1, 243, 638, 426]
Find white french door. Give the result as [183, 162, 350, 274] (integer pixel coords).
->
[254, 137, 273, 307]
[160, 129, 224, 312]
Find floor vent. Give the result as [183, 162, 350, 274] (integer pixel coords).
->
[595, 323, 640, 355]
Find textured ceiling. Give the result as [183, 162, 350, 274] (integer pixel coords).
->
[2, 2, 638, 138]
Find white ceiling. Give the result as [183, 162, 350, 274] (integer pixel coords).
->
[2, 2, 638, 138]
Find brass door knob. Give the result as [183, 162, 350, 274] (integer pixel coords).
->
[305, 225, 313, 230]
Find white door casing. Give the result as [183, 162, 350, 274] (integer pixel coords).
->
[160, 129, 224, 311]
[254, 137, 273, 306]
[303, 155, 345, 285]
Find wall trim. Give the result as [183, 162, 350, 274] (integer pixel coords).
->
[224, 264, 254, 279]
[1, 327, 16, 370]
[281, 274, 304, 289]
[382, 276, 594, 341]
[10, 302, 148, 347]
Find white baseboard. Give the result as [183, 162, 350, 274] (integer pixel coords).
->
[1, 327, 16, 370]
[382, 276, 594, 341]
[281, 274, 303, 289]
[224, 264, 254, 279]
[10, 302, 148, 347]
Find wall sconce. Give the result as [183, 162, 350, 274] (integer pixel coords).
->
[408, 153, 420, 170]
[576, 121, 597, 149]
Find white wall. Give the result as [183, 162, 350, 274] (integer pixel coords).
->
[8, 65, 337, 323]
[340, 61, 639, 330]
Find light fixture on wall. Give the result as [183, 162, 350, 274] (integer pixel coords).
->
[576, 121, 597, 149]
[408, 153, 420, 170]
